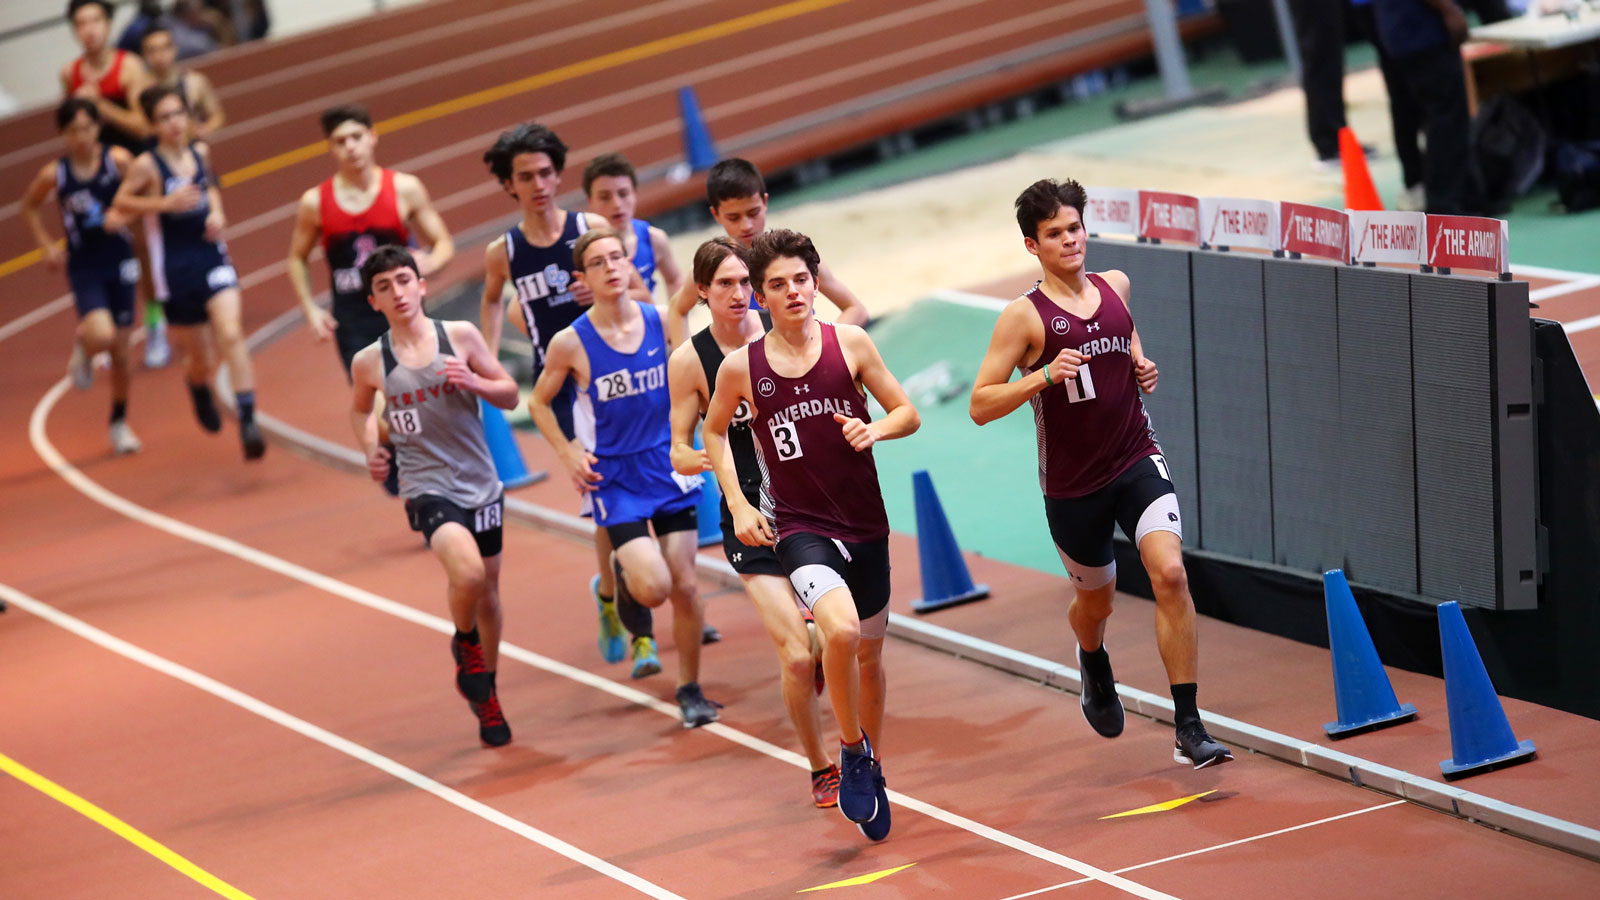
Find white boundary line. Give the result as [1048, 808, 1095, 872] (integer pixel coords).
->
[1563, 313, 1600, 336]
[1512, 263, 1600, 282]
[1529, 277, 1600, 303]
[26, 378, 1184, 900]
[0, 581, 685, 900]
[996, 800, 1407, 900]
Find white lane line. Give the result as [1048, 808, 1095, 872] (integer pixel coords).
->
[995, 800, 1407, 900]
[1513, 263, 1600, 282]
[0, 581, 684, 900]
[930, 289, 1011, 311]
[28, 378, 1183, 900]
[0, 295, 73, 344]
[1563, 313, 1600, 335]
[1529, 277, 1600, 303]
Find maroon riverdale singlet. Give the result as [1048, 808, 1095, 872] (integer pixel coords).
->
[749, 323, 889, 542]
[1026, 273, 1160, 499]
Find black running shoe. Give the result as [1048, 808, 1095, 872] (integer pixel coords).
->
[1078, 645, 1125, 738]
[451, 632, 491, 704]
[701, 623, 722, 644]
[837, 738, 877, 824]
[241, 420, 266, 461]
[1174, 720, 1233, 770]
[857, 760, 891, 842]
[191, 386, 222, 433]
[676, 682, 722, 728]
[471, 674, 512, 747]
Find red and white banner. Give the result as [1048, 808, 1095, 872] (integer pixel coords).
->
[1348, 210, 1426, 266]
[1200, 197, 1278, 251]
[1138, 191, 1201, 244]
[1084, 187, 1138, 236]
[1426, 215, 1509, 274]
[1279, 202, 1348, 262]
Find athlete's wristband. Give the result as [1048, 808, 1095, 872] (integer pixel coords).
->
[1041, 366, 1053, 386]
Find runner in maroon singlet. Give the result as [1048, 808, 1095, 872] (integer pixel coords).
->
[970, 178, 1231, 769]
[702, 229, 919, 841]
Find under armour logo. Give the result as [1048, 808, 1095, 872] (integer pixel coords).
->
[1086, 322, 1101, 333]
[731, 552, 742, 562]
[807, 582, 815, 591]
[794, 384, 810, 394]
[1168, 512, 1178, 522]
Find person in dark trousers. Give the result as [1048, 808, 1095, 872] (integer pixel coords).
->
[1373, 0, 1480, 215]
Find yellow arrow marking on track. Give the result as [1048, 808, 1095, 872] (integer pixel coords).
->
[1099, 789, 1217, 819]
[798, 863, 916, 892]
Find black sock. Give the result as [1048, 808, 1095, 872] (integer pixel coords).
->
[615, 587, 654, 640]
[1171, 682, 1200, 728]
[189, 383, 221, 431]
[456, 627, 480, 644]
[110, 400, 127, 424]
[235, 390, 255, 426]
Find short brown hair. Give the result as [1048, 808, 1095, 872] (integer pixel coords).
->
[692, 237, 751, 303]
[582, 152, 636, 195]
[1014, 178, 1088, 239]
[572, 227, 624, 270]
[747, 229, 820, 285]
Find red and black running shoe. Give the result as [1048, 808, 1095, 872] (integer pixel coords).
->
[470, 676, 512, 747]
[811, 763, 841, 808]
[451, 631, 491, 704]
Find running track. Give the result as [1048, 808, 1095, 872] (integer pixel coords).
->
[2, 2, 1598, 896]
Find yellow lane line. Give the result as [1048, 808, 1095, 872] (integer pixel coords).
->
[0, 749, 257, 899]
[2, 0, 851, 279]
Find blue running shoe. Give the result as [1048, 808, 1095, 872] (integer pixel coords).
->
[838, 737, 877, 824]
[593, 574, 626, 664]
[858, 760, 890, 842]
[630, 636, 661, 679]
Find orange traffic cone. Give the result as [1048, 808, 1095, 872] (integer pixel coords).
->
[1340, 127, 1383, 211]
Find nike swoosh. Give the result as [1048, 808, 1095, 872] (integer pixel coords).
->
[647, 347, 660, 356]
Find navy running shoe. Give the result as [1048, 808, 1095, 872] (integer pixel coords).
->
[838, 737, 878, 824]
[857, 760, 891, 842]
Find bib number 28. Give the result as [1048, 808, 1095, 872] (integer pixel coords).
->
[771, 422, 803, 461]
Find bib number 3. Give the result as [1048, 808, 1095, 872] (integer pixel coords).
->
[771, 421, 803, 461]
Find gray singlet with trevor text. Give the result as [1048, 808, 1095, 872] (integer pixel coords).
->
[381, 319, 501, 508]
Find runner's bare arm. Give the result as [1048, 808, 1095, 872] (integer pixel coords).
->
[348, 346, 387, 481]
[970, 298, 1065, 425]
[196, 143, 226, 239]
[651, 226, 685, 301]
[479, 238, 511, 358]
[189, 70, 225, 136]
[398, 174, 453, 277]
[286, 188, 336, 340]
[100, 56, 150, 138]
[111, 154, 172, 215]
[667, 342, 711, 476]
[839, 325, 919, 448]
[442, 321, 519, 410]
[529, 330, 600, 493]
[816, 259, 869, 327]
[704, 347, 773, 546]
[19, 163, 65, 268]
[665, 279, 698, 348]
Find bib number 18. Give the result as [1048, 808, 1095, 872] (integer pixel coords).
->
[389, 408, 422, 435]
[474, 499, 502, 532]
[771, 422, 803, 461]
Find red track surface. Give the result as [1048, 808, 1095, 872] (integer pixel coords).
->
[3, 2, 1599, 897]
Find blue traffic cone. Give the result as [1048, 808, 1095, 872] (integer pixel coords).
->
[910, 470, 990, 613]
[479, 398, 544, 489]
[1438, 601, 1537, 779]
[1322, 570, 1418, 738]
[678, 86, 718, 172]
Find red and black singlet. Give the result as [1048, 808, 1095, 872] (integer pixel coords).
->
[319, 168, 409, 327]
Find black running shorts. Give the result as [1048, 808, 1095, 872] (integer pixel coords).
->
[721, 529, 785, 577]
[775, 532, 891, 626]
[406, 491, 504, 557]
[1044, 453, 1182, 570]
[605, 504, 697, 547]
